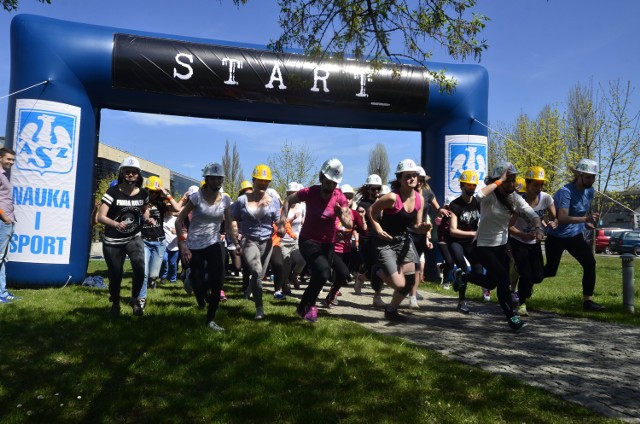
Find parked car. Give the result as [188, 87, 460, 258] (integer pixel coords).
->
[612, 230, 640, 256]
[608, 231, 628, 255]
[594, 228, 627, 254]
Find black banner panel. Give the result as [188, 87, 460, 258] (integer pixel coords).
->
[113, 34, 429, 115]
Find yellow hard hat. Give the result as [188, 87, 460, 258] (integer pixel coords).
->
[251, 164, 272, 181]
[524, 166, 546, 181]
[459, 170, 479, 184]
[145, 176, 163, 191]
[515, 176, 527, 193]
[240, 180, 253, 192]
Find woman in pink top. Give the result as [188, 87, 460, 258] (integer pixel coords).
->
[369, 159, 430, 322]
[278, 159, 352, 323]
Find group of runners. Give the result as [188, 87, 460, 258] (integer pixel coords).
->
[97, 154, 604, 332]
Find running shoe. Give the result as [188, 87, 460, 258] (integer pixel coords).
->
[220, 290, 227, 301]
[273, 290, 286, 300]
[321, 297, 334, 309]
[207, 321, 225, 332]
[354, 275, 364, 295]
[508, 315, 527, 332]
[443, 282, 451, 290]
[109, 301, 120, 316]
[408, 295, 420, 309]
[283, 284, 293, 295]
[303, 305, 318, 323]
[583, 300, 605, 311]
[131, 299, 144, 316]
[149, 279, 156, 289]
[452, 269, 466, 292]
[139, 298, 146, 310]
[372, 294, 386, 308]
[0, 296, 12, 304]
[384, 306, 407, 322]
[482, 288, 491, 302]
[516, 303, 529, 316]
[4, 292, 20, 301]
[416, 292, 424, 301]
[254, 307, 265, 320]
[456, 300, 470, 314]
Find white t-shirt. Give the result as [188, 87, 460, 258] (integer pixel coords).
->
[163, 214, 179, 251]
[283, 202, 306, 241]
[475, 190, 538, 247]
[187, 191, 232, 250]
[511, 192, 554, 244]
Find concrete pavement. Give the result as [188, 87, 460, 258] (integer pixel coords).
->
[322, 286, 640, 422]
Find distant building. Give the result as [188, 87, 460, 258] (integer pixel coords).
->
[597, 190, 640, 229]
[95, 142, 199, 196]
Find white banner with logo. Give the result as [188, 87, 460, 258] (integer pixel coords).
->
[444, 135, 488, 201]
[10, 99, 80, 264]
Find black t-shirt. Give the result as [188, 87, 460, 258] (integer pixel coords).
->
[448, 196, 480, 243]
[357, 196, 376, 238]
[102, 186, 149, 245]
[142, 200, 168, 240]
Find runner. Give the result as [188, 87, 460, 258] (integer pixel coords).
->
[508, 166, 557, 316]
[278, 158, 352, 323]
[97, 156, 150, 316]
[229, 164, 281, 320]
[175, 162, 232, 332]
[543, 158, 604, 311]
[369, 159, 430, 322]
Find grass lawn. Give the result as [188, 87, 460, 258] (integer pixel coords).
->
[0, 256, 630, 423]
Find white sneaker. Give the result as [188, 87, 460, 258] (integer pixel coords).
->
[482, 288, 491, 302]
[408, 295, 420, 309]
[254, 307, 265, 320]
[207, 321, 225, 332]
[443, 282, 451, 290]
[372, 294, 386, 308]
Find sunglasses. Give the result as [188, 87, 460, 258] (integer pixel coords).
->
[122, 168, 139, 175]
[404, 173, 419, 180]
[370, 186, 381, 191]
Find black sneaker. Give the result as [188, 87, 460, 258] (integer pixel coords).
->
[508, 315, 527, 332]
[149, 279, 156, 289]
[384, 307, 407, 322]
[583, 300, 605, 312]
[110, 302, 121, 316]
[132, 299, 144, 316]
[456, 300, 470, 314]
[453, 269, 466, 292]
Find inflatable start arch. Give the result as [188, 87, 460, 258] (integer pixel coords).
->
[4, 14, 488, 286]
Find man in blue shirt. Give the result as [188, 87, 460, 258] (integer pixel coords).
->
[544, 158, 604, 311]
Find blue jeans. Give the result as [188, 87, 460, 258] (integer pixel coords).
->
[160, 248, 179, 282]
[0, 221, 15, 298]
[140, 239, 167, 299]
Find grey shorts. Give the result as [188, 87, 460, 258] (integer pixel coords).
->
[374, 234, 418, 277]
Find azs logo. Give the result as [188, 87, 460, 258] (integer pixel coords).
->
[15, 110, 77, 176]
[448, 143, 486, 194]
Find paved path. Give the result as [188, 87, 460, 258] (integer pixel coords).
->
[321, 286, 640, 423]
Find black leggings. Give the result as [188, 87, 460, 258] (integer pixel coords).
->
[464, 243, 516, 320]
[437, 241, 454, 282]
[298, 238, 334, 308]
[103, 237, 145, 303]
[190, 243, 226, 323]
[270, 245, 285, 292]
[509, 238, 544, 304]
[544, 233, 596, 297]
[449, 240, 483, 301]
[328, 251, 351, 300]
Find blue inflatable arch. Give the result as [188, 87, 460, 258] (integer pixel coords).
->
[5, 14, 488, 286]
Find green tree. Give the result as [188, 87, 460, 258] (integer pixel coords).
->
[233, 0, 489, 93]
[368, 143, 390, 184]
[267, 140, 317, 199]
[2, 0, 50, 11]
[221, 140, 244, 199]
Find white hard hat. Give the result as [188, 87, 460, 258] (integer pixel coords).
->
[185, 185, 200, 197]
[296, 183, 305, 190]
[287, 182, 299, 192]
[320, 158, 344, 184]
[202, 162, 224, 177]
[573, 158, 599, 175]
[119, 156, 141, 170]
[380, 185, 391, 195]
[365, 174, 382, 186]
[490, 161, 517, 178]
[417, 166, 427, 178]
[395, 159, 420, 174]
[341, 184, 355, 194]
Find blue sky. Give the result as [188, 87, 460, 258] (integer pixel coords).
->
[1, 0, 639, 189]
